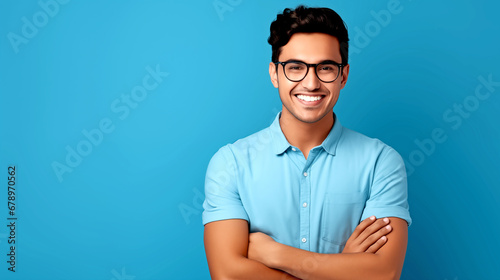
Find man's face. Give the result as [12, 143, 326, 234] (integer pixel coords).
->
[269, 33, 349, 124]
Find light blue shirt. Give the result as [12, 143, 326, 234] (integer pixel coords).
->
[202, 112, 411, 254]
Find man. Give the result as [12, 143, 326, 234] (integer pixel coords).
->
[203, 5, 411, 280]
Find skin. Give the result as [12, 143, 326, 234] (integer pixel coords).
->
[204, 217, 394, 280]
[204, 32, 408, 280]
[268, 33, 349, 159]
[204, 219, 300, 280]
[247, 217, 408, 280]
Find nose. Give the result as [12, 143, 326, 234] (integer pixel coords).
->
[301, 66, 321, 91]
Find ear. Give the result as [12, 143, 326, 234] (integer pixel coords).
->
[269, 62, 279, 88]
[340, 63, 350, 90]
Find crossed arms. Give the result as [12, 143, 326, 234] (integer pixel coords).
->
[204, 216, 408, 280]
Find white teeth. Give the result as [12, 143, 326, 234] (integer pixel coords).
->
[296, 95, 323, 102]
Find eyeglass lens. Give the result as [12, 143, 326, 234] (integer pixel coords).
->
[283, 62, 340, 82]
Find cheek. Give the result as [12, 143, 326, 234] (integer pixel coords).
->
[278, 87, 290, 101]
[278, 80, 296, 97]
[328, 82, 342, 95]
[326, 85, 341, 104]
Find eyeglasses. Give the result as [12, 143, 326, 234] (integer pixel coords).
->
[274, 60, 344, 83]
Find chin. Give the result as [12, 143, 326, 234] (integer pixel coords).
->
[293, 112, 324, 124]
[297, 110, 333, 124]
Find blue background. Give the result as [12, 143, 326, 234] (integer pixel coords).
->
[1, 0, 499, 279]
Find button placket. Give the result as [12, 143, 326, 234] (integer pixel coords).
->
[299, 167, 311, 250]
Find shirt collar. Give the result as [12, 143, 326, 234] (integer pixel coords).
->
[270, 111, 343, 156]
[320, 113, 343, 156]
[270, 112, 291, 155]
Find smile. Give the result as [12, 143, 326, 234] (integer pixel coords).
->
[295, 94, 324, 102]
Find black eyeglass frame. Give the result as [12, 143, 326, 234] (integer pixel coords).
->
[274, 60, 345, 83]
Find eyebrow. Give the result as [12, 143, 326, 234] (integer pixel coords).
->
[283, 59, 342, 65]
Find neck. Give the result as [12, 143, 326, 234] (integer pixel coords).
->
[279, 109, 334, 159]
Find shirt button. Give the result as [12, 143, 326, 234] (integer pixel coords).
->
[301, 237, 307, 243]
[291, 147, 296, 152]
[302, 202, 308, 208]
[303, 172, 308, 177]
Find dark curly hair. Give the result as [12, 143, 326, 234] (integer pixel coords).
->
[268, 5, 349, 64]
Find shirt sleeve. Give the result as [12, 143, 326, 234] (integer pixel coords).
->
[361, 145, 412, 226]
[202, 145, 249, 225]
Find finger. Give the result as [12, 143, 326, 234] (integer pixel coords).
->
[361, 223, 392, 249]
[357, 217, 391, 243]
[359, 218, 391, 242]
[350, 216, 377, 239]
[365, 236, 388, 253]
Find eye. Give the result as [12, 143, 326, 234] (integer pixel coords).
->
[318, 64, 335, 71]
[286, 63, 306, 71]
[286, 62, 304, 70]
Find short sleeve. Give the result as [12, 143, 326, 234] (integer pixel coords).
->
[202, 145, 249, 225]
[361, 146, 412, 226]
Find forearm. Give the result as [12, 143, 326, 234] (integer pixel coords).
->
[270, 244, 398, 280]
[210, 255, 300, 280]
[250, 218, 408, 280]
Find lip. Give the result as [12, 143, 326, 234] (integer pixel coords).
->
[294, 93, 326, 107]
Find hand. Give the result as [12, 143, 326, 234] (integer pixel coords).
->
[248, 233, 301, 280]
[342, 216, 392, 254]
[248, 232, 278, 266]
